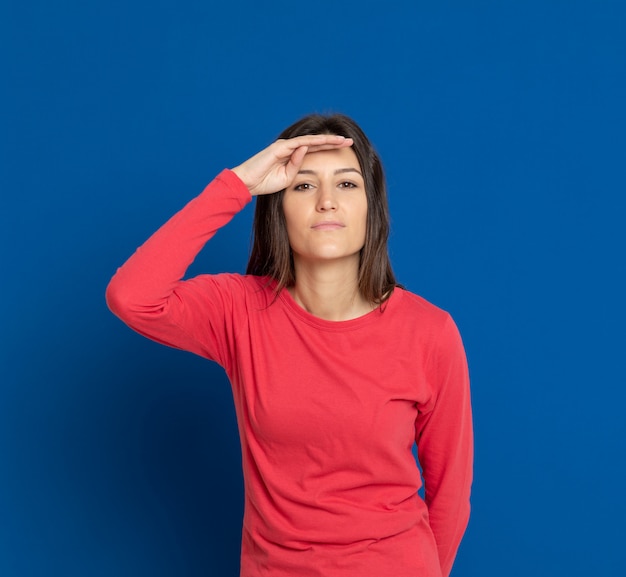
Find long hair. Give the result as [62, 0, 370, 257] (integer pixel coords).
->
[246, 113, 398, 304]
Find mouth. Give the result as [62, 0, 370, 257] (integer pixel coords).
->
[311, 221, 345, 231]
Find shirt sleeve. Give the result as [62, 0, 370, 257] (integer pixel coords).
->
[415, 313, 473, 577]
[105, 169, 252, 369]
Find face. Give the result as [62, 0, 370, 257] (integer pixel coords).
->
[282, 146, 367, 268]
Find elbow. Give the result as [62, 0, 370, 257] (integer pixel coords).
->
[105, 273, 133, 321]
[105, 272, 167, 326]
[105, 275, 122, 316]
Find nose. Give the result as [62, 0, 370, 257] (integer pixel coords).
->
[316, 183, 337, 212]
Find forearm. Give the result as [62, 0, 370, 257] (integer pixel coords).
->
[424, 459, 472, 577]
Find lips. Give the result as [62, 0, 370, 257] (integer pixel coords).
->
[311, 221, 345, 230]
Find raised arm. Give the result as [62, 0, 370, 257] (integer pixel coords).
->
[104, 169, 252, 361]
[105, 135, 353, 362]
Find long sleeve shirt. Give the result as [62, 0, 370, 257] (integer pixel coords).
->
[106, 169, 473, 577]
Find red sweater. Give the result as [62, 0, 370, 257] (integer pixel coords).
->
[106, 170, 473, 577]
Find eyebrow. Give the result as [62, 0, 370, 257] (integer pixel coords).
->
[297, 168, 363, 177]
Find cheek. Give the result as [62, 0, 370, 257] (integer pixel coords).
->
[281, 200, 294, 232]
[281, 201, 303, 247]
[282, 205, 296, 228]
[282, 196, 301, 225]
[358, 201, 368, 236]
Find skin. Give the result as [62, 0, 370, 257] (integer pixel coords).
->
[232, 135, 376, 321]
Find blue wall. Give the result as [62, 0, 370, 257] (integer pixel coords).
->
[2, 1, 625, 575]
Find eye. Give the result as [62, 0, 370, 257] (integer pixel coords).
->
[293, 183, 314, 191]
[338, 181, 357, 189]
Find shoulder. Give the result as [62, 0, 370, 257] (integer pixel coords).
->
[187, 272, 273, 293]
[184, 273, 277, 307]
[389, 287, 464, 355]
[390, 287, 451, 326]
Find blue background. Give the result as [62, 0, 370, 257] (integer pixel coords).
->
[2, 1, 625, 575]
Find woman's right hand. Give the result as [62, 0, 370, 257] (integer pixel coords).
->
[231, 135, 353, 197]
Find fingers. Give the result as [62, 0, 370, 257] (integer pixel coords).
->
[232, 134, 355, 196]
[273, 135, 353, 159]
[282, 145, 308, 183]
[277, 135, 354, 190]
[304, 141, 354, 154]
[289, 145, 309, 169]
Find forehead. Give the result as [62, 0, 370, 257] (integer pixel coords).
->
[299, 146, 361, 173]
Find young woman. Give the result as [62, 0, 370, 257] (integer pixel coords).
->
[106, 114, 473, 577]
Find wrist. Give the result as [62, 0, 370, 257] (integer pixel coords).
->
[231, 166, 257, 195]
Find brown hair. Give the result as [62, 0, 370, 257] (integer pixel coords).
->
[246, 113, 398, 304]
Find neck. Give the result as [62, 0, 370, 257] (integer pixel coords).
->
[289, 258, 375, 321]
